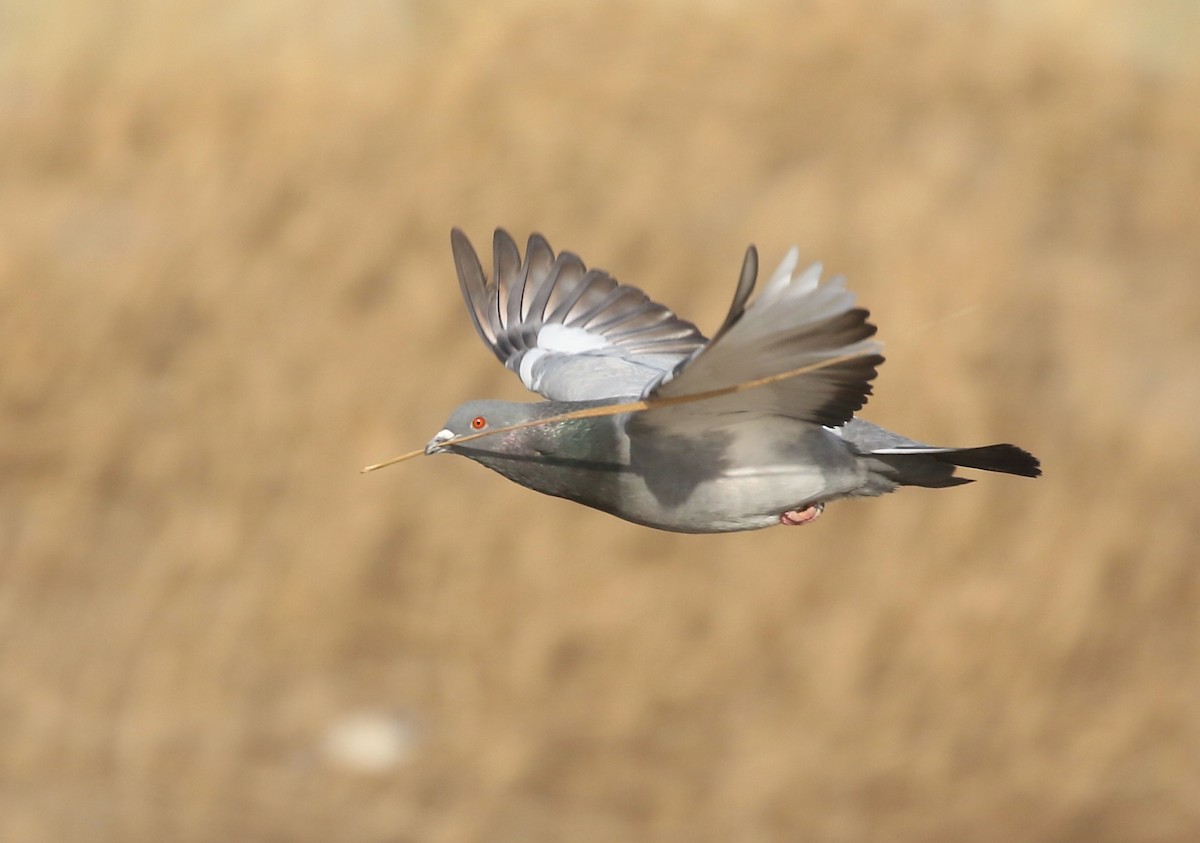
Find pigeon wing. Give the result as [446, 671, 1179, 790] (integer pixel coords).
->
[451, 228, 708, 401]
[640, 246, 884, 428]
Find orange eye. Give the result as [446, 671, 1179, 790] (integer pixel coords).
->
[471, 416, 487, 430]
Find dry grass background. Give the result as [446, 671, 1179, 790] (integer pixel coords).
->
[2, 0, 1199, 840]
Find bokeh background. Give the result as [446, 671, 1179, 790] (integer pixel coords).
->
[3, 1, 1198, 840]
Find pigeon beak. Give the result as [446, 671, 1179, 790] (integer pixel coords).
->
[425, 429, 455, 455]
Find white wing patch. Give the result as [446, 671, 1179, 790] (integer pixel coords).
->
[518, 324, 613, 391]
[538, 323, 611, 353]
[518, 349, 547, 389]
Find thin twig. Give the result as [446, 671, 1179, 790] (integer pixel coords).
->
[361, 349, 875, 473]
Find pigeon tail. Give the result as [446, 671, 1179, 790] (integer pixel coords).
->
[861, 443, 1041, 490]
[929, 443, 1042, 478]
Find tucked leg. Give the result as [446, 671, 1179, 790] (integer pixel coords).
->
[780, 502, 825, 526]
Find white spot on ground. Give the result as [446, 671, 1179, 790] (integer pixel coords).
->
[321, 711, 420, 774]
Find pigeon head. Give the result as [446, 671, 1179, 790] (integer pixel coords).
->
[425, 399, 543, 456]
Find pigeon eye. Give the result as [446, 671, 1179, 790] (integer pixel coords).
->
[471, 416, 487, 430]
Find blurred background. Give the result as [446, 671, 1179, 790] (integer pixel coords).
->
[2, 0, 1198, 840]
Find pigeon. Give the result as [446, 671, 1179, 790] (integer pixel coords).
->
[420, 228, 1040, 533]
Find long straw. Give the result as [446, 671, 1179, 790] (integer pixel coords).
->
[361, 349, 875, 473]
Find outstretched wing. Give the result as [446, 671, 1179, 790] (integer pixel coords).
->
[452, 228, 708, 402]
[639, 246, 884, 428]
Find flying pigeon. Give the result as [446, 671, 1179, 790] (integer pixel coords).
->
[419, 229, 1040, 533]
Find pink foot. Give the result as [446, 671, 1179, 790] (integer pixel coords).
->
[780, 502, 825, 526]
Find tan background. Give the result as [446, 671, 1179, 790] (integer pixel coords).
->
[3, 1, 1198, 840]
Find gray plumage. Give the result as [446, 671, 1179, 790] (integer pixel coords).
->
[425, 229, 1040, 533]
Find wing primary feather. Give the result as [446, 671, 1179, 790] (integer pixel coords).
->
[709, 244, 758, 342]
[562, 275, 620, 325]
[526, 252, 579, 325]
[520, 233, 556, 322]
[545, 269, 613, 324]
[492, 229, 521, 331]
[538, 252, 587, 318]
[574, 286, 646, 328]
[506, 248, 532, 331]
[584, 297, 657, 332]
[603, 307, 676, 337]
[450, 228, 500, 356]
